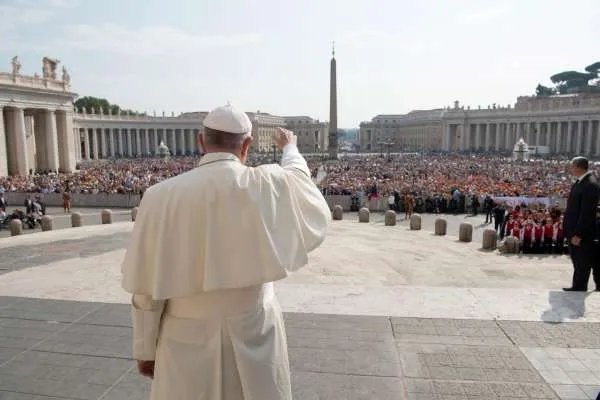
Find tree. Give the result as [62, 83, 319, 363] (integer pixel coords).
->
[534, 62, 600, 96]
[74, 96, 111, 114]
[74, 96, 145, 115]
[550, 71, 597, 93]
[535, 84, 556, 97]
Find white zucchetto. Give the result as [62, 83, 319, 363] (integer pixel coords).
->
[203, 104, 252, 135]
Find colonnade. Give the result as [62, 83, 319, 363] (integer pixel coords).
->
[75, 127, 200, 160]
[446, 119, 600, 155]
[0, 106, 76, 176]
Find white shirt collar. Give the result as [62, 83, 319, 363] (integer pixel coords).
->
[198, 152, 241, 166]
[577, 171, 592, 182]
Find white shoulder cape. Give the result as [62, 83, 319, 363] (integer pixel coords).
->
[121, 149, 331, 300]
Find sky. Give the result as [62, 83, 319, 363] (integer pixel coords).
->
[1, 0, 599, 127]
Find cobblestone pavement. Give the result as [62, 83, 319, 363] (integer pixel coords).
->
[0, 297, 598, 399]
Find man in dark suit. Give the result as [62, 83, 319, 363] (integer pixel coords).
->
[563, 157, 600, 292]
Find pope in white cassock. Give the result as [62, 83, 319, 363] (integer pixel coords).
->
[121, 103, 331, 400]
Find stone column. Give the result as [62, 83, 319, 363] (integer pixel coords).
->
[460, 124, 468, 151]
[555, 122, 562, 153]
[504, 123, 510, 150]
[0, 107, 7, 176]
[584, 120, 593, 155]
[135, 128, 142, 157]
[127, 129, 133, 157]
[110, 129, 116, 157]
[153, 129, 158, 154]
[474, 124, 481, 150]
[566, 121, 573, 154]
[6, 108, 29, 175]
[169, 129, 176, 154]
[100, 129, 107, 158]
[44, 110, 59, 172]
[142, 129, 148, 155]
[72, 128, 80, 161]
[83, 129, 90, 160]
[117, 129, 123, 157]
[55, 111, 76, 172]
[179, 129, 185, 155]
[184, 129, 191, 154]
[442, 123, 450, 151]
[575, 121, 583, 155]
[535, 122, 541, 147]
[484, 123, 491, 151]
[92, 128, 99, 159]
[33, 112, 48, 171]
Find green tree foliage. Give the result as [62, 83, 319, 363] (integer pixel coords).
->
[74, 96, 145, 115]
[535, 84, 556, 96]
[536, 61, 600, 96]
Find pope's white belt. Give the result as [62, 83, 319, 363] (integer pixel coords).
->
[165, 284, 268, 318]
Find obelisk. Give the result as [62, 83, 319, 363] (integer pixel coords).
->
[328, 42, 338, 159]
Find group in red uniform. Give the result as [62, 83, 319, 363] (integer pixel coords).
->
[503, 206, 566, 254]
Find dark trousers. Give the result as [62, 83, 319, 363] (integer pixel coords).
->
[494, 218, 504, 234]
[485, 210, 493, 223]
[543, 237, 553, 253]
[568, 242, 600, 290]
[522, 238, 532, 253]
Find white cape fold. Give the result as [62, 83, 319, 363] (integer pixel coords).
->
[121, 151, 331, 300]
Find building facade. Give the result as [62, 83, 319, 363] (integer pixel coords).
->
[0, 57, 77, 176]
[0, 57, 330, 176]
[442, 95, 600, 155]
[360, 95, 600, 156]
[359, 110, 444, 152]
[283, 116, 329, 154]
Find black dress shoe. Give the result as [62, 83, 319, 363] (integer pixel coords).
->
[563, 287, 587, 292]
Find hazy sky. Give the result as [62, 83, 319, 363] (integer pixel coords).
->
[2, 0, 598, 127]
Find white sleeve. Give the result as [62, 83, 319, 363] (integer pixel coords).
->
[280, 143, 311, 176]
[278, 143, 331, 253]
[131, 294, 166, 361]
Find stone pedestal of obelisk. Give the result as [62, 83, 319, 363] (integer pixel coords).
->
[328, 44, 338, 160]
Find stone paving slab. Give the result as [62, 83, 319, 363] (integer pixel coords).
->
[2, 297, 600, 399]
[0, 233, 129, 275]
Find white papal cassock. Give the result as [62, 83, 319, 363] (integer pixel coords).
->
[121, 142, 331, 399]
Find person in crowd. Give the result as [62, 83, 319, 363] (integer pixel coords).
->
[563, 157, 600, 292]
[483, 194, 495, 224]
[387, 192, 395, 211]
[521, 220, 534, 253]
[0, 193, 7, 212]
[471, 195, 480, 216]
[62, 190, 71, 213]
[493, 203, 507, 238]
[404, 193, 414, 220]
[543, 218, 555, 254]
[554, 217, 566, 254]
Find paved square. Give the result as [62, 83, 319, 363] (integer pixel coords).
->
[0, 217, 599, 399]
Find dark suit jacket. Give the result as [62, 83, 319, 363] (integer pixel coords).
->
[564, 173, 600, 243]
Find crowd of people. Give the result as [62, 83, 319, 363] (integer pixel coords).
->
[0, 153, 593, 200]
[0, 151, 597, 253]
